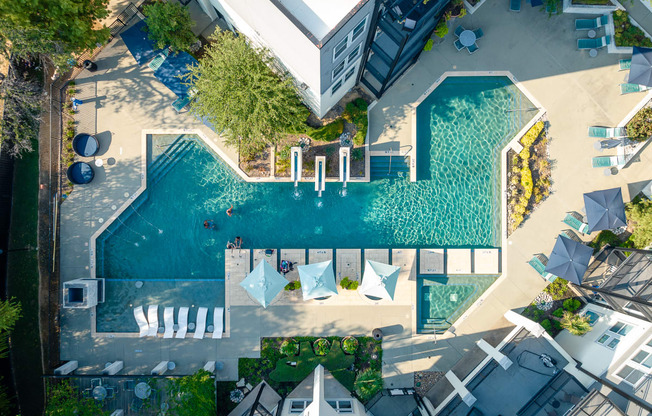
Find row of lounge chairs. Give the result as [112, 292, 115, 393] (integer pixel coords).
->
[133, 306, 224, 339]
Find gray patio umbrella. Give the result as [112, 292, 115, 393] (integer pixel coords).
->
[628, 46, 652, 87]
[239, 259, 289, 308]
[583, 187, 627, 233]
[544, 235, 593, 284]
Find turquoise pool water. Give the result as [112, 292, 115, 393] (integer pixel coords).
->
[95, 76, 534, 332]
[418, 276, 497, 333]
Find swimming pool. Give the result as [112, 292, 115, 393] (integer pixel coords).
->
[95, 75, 534, 332]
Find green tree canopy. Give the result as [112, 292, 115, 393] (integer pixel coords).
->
[167, 369, 216, 416]
[0, 0, 109, 68]
[560, 311, 592, 336]
[143, 1, 196, 53]
[0, 298, 21, 358]
[45, 380, 107, 416]
[354, 369, 382, 402]
[185, 31, 309, 159]
[627, 199, 652, 248]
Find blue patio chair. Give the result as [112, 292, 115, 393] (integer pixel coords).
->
[148, 49, 169, 71]
[454, 39, 464, 51]
[620, 83, 650, 94]
[528, 254, 557, 282]
[563, 212, 589, 234]
[473, 28, 484, 40]
[131, 398, 144, 412]
[510, 0, 521, 12]
[91, 378, 102, 388]
[172, 95, 191, 113]
[578, 36, 609, 50]
[560, 229, 583, 243]
[124, 379, 135, 392]
[619, 59, 631, 70]
[454, 25, 465, 37]
[105, 387, 115, 399]
[468, 43, 479, 54]
[588, 126, 626, 138]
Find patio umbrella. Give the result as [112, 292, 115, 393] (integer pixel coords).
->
[297, 260, 338, 300]
[239, 259, 288, 308]
[544, 235, 593, 284]
[359, 260, 401, 300]
[628, 46, 652, 87]
[583, 187, 627, 233]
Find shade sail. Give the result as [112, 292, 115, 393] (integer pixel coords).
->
[153, 51, 198, 97]
[544, 235, 593, 284]
[628, 46, 652, 87]
[239, 259, 288, 308]
[120, 20, 159, 66]
[298, 260, 338, 300]
[359, 260, 400, 300]
[583, 188, 627, 233]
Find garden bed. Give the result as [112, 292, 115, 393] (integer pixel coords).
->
[521, 279, 585, 337]
[240, 148, 271, 177]
[571, 0, 612, 4]
[506, 121, 552, 235]
[613, 10, 652, 48]
[626, 106, 652, 142]
[61, 80, 78, 199]
[238, 336, 382, 401]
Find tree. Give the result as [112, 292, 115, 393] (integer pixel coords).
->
[143, 1, 196, 53]
[627, 199, 652, 248]
[560, 311, 592, 336]
[0, 62, 42, 158]
[167, 369, 216, 416]
[45, 380, 108, 416]
[185, 31, 309, 159]
[354, 369, 383, 402]
[0, 0, 110, 68]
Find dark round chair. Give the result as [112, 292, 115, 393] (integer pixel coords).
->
[67, 162, 95, 185]
[72, 133, 99, 157]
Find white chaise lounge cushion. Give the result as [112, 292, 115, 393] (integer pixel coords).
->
[133, 306, 149, 337]
[176, 307, 189, 338]
[194, 307, 208, 339]
[147, 305, 159, 337]
[163, 307, 174, 338]
[212, 307, 224, 339]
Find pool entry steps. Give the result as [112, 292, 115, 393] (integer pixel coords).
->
[370, 156, 411, 179]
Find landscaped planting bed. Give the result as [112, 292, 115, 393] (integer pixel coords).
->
[613, 10, 652, 48]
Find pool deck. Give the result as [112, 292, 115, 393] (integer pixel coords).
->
[57, 1, 652, 390]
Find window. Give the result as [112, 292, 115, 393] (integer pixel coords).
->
[596, 321, 632, 350]
[331, 79, 343, 95]
[332, 60, 346, 80]
[351, 17, 367, 42]
[332, 15, 369, 61]
[615, 336, 652, 387]
[334, 37, 349, 60]
[327, 400, 353, 413]
[290, 400, 311, 413]
[347, 44, 361, 63]
[344, 66, 356, 82]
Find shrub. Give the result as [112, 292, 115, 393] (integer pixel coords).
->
[552, 308, 564, 318]
[344, 98, 368, 146]
[541, 319, 553, 335]
[280, 338, 299, 356]
[626, 198, 652, 248]
[563, 298, 581, 312]
[589, 230, 622, 251]
[434, 20, 448, 38]
[626, 107, 652, 141]
[285, 280, 301, 291]
[543, 278, 569, 300]
[313, 338, 330, 356]
[351, 148, 363, 161]
[277, 144, 292, 161]
[65, 128, 75, 139]
[340, 277, 359, 290]
[355, 369, 383, 402]
[342, 336, 359, 354]
[423, 39, 434, 51]
[310, 119, 344, 142]
[560, 311, 592, 336]
[613, 10, 652, 48]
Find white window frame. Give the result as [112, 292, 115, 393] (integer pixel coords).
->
[344, 66, 356, 82]
[596, 321, 633, 350]
[327, 400, 354, 413]
[332, 15, 369, 61]
[332, 60, 346, 81]
[331, 60, 360, 96]
[331, 78, 343, 95]
[332, 44, 361, 81]
[614, 336, 652, 387]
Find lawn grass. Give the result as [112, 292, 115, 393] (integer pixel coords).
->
[269, 341, 355, 390]
[6, 143, 43, 415]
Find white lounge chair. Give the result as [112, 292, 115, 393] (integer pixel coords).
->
[147, 305, 159, 337]
[176, 307, 189, 338]
[133, 306, 149, 337]
[194, 307, 208, 339]
[163, 307, 174, 338]
[212, 307, 224, 339]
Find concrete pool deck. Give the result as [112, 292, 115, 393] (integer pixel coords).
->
[57, 2, 652, 390]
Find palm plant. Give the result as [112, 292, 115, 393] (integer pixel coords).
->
[560, 311, 592, 336]
[354, 369, 383, 402]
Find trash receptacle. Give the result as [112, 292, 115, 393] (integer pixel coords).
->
[83, 60, 97, 72]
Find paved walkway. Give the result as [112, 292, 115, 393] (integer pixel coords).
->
[57, 3, 652, 388]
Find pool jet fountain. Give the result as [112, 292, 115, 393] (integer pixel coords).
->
[291, 146, 303, 199]
[315, 156, 326, 198]
[339, 147, 350, 197]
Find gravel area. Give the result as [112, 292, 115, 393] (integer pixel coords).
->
[414, 371, 444, 396]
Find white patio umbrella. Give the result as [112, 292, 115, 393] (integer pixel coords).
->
[359, 260, 401, 300]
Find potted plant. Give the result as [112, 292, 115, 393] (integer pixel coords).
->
[313, 338, 330, 356]
[341, 336, 359, 354]
[280, 338, 299, 356]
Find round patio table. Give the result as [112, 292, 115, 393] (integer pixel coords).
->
[589, 49, 598, 58]
[459, 30, 476, 47]
[588, 29, 596, 39]
[93, 386, 107, 400]
[135, 382, 152, 399]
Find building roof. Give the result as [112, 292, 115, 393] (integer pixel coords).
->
[276, 0, 362, 41]
[287, 365, 351, 399]
[227, 381, 282, 416]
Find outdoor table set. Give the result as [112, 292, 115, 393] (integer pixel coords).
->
[453, 25, 483, 54]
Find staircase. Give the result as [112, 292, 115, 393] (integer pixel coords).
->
[148, 139, 196, 185]
[421, 318, 451, 334]
[370, 156, 410, 179]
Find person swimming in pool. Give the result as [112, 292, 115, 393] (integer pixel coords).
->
[226, 241, 235, 250]
[204, 220, 216, 230]
[226, 205, 233, 217]
[235, 236, 242, 249]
